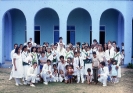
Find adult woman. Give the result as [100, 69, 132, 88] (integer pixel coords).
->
[114, 47, 122, 83]
[97, 44, 105, 63]
[12, 47, 24, 86]
[22, 45, 32, 85]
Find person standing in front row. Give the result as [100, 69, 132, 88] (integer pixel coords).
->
[92, 52, 100, 85]
[12, 47, 24, 86]
[21, 46, 31, 85]
[9, 44, 18, 80]
[76, 51, 84, 83]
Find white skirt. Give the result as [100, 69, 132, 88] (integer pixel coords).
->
[23, 65, 30, 79]
[117, 66, 121, 78]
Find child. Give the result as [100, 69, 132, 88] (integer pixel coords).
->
[66, 65, 74, 84]
[52, 69, 59, 82]
[87, 68, 92, 85]
[59, 70, 65, 82]
[111, 60, 118, 83]
[52, 64, 57, 73]
[92, 52, 100, 84]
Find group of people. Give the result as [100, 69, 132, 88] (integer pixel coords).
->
[9, 37, 125, 87]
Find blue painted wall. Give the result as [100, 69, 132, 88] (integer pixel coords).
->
[35, 8, 59, 45]
[10, 9, 26, 47]
[67, 8, 92, 45]
[100, 9, 119, 43]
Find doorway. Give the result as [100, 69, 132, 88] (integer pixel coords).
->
[100, 31, 105, 46]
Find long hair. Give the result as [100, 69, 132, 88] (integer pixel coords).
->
[31, 47, 36, 52]
[22, 45, 27, 52]
[15, 47, 20, 54]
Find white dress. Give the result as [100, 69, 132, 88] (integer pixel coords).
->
[12, 53, 24, 78]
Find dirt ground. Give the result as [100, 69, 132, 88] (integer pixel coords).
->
[0, 68, 133, 93]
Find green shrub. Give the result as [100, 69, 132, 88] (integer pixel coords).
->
[127, 63, 133, 69]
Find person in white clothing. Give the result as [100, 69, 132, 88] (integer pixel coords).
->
[22, 46, 32, 85]
[46, 47, 53, 62]
[82, 46, 92, 76]
[9, 44, 18, 80]
[52, 45, 59, 64]
[41, 60, 53, 85]
[57, 37, 65, 50]
[57, 43, 66, 60]
[114, 47, 122, 83]
[26, 62, 40, 87]
[27, 42, 32, 52]
[98, 62, 109, 87]
[52, 69, 59, 82]
[97, 45, 105, 63]
[76, 51, 84, 83]
[58, 56, 67, 83]
[12, 47, 24, 86]
[65, 46, 73, 61]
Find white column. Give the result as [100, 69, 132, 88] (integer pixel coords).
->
[0, 14, 4, 64]
[124, 17, 132, 65]
[92, 17, 100, 43]
[26, 15, 34, 42]
[59, 16, 67, 45]
[117, 13, 124, 48]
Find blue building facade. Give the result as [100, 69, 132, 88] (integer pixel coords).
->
[0, 0, 132, 66]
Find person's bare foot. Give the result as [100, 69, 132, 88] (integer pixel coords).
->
[88, 82, 90, 85]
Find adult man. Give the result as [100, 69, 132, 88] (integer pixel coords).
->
[41, 60, 53, 85]
[98, 62, 109, 87]
[76, 51, 84, 83]
[27, 42, 32, 52]
[26, 62, 40, 87]
[52, 45, 59, 64]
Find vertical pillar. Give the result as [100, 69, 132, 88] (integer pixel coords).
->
[26, 15, 34, 42]
[117, 13, 124, 48]
[0, 14, 4, 64]
[59, 16, 67, 45]
[124, 16, 132, 65]
[92, 17, 100, 43]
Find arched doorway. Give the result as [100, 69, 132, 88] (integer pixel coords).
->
[34, 8, 59, 45]
[67, 8, 92, 45]
[3, 9, 26, 61]
[100, 9, 124, 47]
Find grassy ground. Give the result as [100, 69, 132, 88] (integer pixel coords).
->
[0, 68, 133, 93]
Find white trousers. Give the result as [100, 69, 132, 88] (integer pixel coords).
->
[98, 76, 108, 86]
[77, 69, 84, 83]
[27, 75, 40, 83]
[15, 78, 21, 84]
[53, 76, 59, 82]
[23, 65, 30, 79]
[42, 73, 53, 82]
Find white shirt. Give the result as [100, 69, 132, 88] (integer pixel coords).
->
[81, 50, 90, 60]
[27, 66, 37, 77]
[99, 66, 109, 77]
[57, 62, 67, 74]
[105, 47, 115, 61]
[42, 64, 52, 75]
